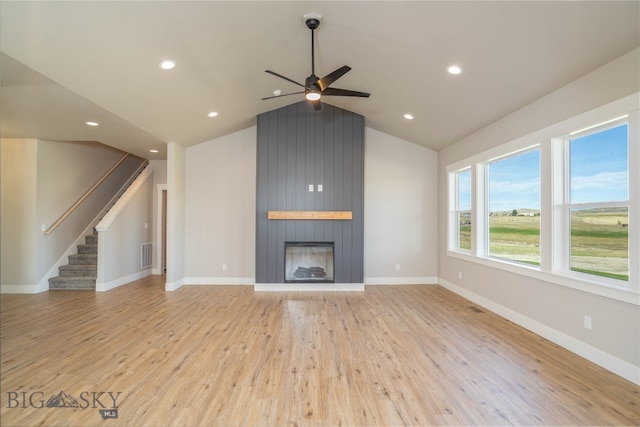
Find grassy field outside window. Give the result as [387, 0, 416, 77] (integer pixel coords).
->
[568, 122, 628, 281]
[487, 149, 540, 266]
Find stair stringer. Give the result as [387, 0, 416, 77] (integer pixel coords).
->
[95, 164, 154, 292]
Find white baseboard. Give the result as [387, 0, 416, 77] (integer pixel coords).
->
[165, 277, 185, 292]
[185, 277, 255, 285]
[438, 278, 640, 386]
[96, 270, 151, 292]
[365, 276, 438, 285]
[0, 284, 40, 294]
[255, 282, 365, 292]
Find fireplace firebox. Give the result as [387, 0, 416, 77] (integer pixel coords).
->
[285, 242, 335, 283]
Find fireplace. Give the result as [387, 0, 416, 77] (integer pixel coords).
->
[285, 242, 335, 283]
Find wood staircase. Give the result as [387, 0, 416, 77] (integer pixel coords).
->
[48, 231, 97, 290]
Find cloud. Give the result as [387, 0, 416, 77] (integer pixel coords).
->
[488, 178, 541, 210]
[571, 171, 628, 203]
[571, 171, 628, 191]
[490, 179, 540, 194]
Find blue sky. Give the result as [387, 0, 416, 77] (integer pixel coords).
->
[489, 149, 540, 212]
[458, 170, 471, 210]
[461, 123, 629, 212]
[570, 124, 628, 204]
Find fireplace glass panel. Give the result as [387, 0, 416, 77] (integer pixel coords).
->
[285, 242, 335, 283]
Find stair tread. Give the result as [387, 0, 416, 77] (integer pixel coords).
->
[49, 276, 96, 282]
[77, 244, 98, 254]
[69, 254, 97, 265]
[50, 230, 99, 290]
[60, 264, 96, 269]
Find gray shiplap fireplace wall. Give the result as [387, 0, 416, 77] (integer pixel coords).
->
[256, 101, 364, 284]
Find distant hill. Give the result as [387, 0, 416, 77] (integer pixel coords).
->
[490, 209, 540, 217]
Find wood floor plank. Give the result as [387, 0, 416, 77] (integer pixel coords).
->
[1, 276, 638, 426]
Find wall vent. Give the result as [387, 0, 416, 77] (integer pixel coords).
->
[141, 243, 152, 268]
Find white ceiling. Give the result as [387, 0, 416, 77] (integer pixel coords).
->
[1, 1, 638, 160]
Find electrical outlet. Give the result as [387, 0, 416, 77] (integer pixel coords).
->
[222, 263, 227, 271]
[308, 184, 314, 192]
[458, 271, 463, 279]
[395, 263, 400, 271]
[318, 184, 323, 192]
[583, 315, 592, 330]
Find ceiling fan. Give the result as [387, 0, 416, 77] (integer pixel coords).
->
[262, 15, 370, 111]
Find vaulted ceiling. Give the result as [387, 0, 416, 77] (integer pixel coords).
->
[1, 1, 638, 160]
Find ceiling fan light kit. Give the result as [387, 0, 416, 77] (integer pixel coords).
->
[262, 14, 370, 110]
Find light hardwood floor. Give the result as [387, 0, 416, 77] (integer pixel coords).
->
[1, 275, 638, 426]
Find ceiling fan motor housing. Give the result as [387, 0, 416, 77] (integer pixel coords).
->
[303, 13, 322, 29]
[306, 18, 320, 30]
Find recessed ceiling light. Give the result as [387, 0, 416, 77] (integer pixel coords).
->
[208, 111, 218, 118]
[273, 89, 282, 97]
[85, 121, 99, 126]
[160, 60, 175, 70]
[447, 65, 462, 75]
[404, 114, 414, 120]
[149, 149, 159, 153]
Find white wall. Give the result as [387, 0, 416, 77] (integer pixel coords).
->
[184, 127, 257, 284]
[438, 48, 640, 383]
[166, 142, 186, 291]
[179, 126, 439, 286]
[364, 129, 438, 284]
[96, 167, 154, 291]
[0, 139, 38, 290]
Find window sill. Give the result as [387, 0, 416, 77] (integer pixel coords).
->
[447, 250, 639, 305]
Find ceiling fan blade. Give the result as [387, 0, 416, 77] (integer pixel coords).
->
[261, 91, 304, 100]
[265, 70, 305, 88]
[317, 66, 351, 91]
[322, 87, 371, 98]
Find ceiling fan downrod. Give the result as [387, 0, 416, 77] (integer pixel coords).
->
[306, 17, 320, 77]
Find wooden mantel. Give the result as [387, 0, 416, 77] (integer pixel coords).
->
[268, 211, 353, 220]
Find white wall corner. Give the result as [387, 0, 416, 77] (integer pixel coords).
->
[165, 277, 185, 292]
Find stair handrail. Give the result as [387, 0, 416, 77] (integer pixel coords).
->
[95, 160, 151, 232]
[44, 153, 130, 235]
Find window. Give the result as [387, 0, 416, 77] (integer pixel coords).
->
[567, 121, 629, 281]
[487, 148, 541, 266]
[446, 94, 637, 301]
[455, 169, 472, 252]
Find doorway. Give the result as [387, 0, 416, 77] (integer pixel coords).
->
[156, 184, 168, 275]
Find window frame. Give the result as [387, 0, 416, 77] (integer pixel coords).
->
[484, 146, 541, 267]
[560, 117, 630, 284]
[446, 93, 639, 305]
[451, 168, 472, 254]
